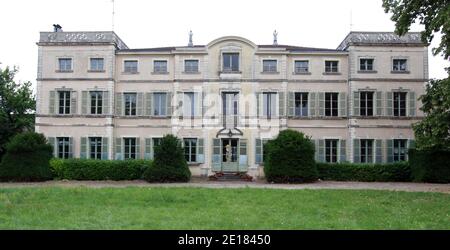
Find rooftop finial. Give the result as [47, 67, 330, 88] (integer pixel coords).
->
[188, 30, 193, 47]
[53, 24, 62, 32]
[273, 30, 278, 45]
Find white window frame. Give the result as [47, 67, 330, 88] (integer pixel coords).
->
[153, 59, 168, 73]
[57, 57, 73, 72]
[324, 60, 339, 73]
[89, 57, 105, 71]
[261, 59, 278, 73]
[123, 59, 139, 73]
[184, 59, 199, 73]
[294, 60, 309, 73]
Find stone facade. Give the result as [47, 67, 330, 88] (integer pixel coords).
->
[35, 30, 427, 178]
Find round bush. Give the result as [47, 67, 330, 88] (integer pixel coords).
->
[143, 134, 191, 182]
[264, 129, 318, 183]
[0, 132, 53, 182]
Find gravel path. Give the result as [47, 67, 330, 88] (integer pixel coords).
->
[1, 178, 449, 194]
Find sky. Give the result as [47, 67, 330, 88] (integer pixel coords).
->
[0, 0, 448, 91]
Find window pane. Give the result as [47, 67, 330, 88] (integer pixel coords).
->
[295, 61, 309, 73]
[124, 61, 138, 73]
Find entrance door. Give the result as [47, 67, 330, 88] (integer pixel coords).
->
[222, 93, 238, 128]
[221, 138, 238, 172]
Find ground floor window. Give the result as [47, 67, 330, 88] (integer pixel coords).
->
[57, 137, 70, 159]
[184, 138, 197, 163]
[393, 139, 407, 162]
[89, 137, 102, 159]
[360, 139, 373, 163]
[325, 139, 338, 163]
[124, 138, 136, 159]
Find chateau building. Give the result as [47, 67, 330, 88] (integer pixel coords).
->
[35, 28, 428, 177]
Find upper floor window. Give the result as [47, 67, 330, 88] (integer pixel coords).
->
[57, 137, 70, 159]
[325, 61, 338, 73]
[90, 91, 103, 115]
[325, 93, 338, 117]
[184, 60, 199, 73]
[360, 91, 374, 116]
[325, 139, 338, 163]
[392, 59, 407, 72]
[222, 53, 239, 72]
[90, 58, 104, 71]
[393, 92, 407, 117]
[360, 58, 374, 71]
[153, 93, 167, 116]
[295, 92, 308, 117]
[262, 92, 277, 118]
[184, 138, 197, 163]
[262, 60, 277, 73]
[89, 137, 102, 160]
[124, 60, 138, 73]
[294, 60, 309, 73]
[183, 92, 196, 117]
[153, 60, 168, 73]
[58, 91, 71, 114]
[124, 138, 137, 159]
[124, 93, 137, 116]
[58, 58, 72, 72]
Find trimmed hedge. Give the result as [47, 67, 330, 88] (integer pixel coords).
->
[316, 162, 412, 182]
[50, 158, 152, 180]
[409, 149, 450, 183]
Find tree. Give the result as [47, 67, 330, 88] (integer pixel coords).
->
[0, 66, 35, 159]
[382, 0, 450, 59]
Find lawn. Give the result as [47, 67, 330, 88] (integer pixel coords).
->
[0, 187, 449, 229]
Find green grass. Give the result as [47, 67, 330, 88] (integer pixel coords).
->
[0, 187, 449, 229]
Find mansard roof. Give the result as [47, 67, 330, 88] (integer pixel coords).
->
[337, 31, 426, 50]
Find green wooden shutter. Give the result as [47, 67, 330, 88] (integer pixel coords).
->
[353, 139, 360, 163]
[408, 139, 415, 149]
[47, 137, 56, 157]
[339, 92, 346, 117]
[81, 91, 88, 114]
[68, 137, 74, 158]
[167, 92, 173, 117]
[376, 91, 383, 116]
[340, 139, 346, 162]
[70, 91, 77, 114]
[212, 138, 221, 171]
[409, 91, 416, 117]
[115, 138, 123, 160]
[255, 92, 261, 117]
[375, 139, 382, 163]
[135, 137, 141, 159]
[101, 137, 108, 160]
[115, 93, 123, 116]
[239, 139, 248, 171]
[103, 91, 110, 115]
[309, 92, 316, 117]
[386, 139, 394, 163]
[145, 92, 153, 116]
[353, 91, 360, 116]
[197, 138, 204, 163]
[80, 137, 87, 159]
[386, 92, 393, 116]
[144, 138, 152, 160]
[318, 139, 325, 162]
[288, 92, 295, 117]
[136, 93, 144, 116]
[255, 138, 262, 164]
[49, 91, 56, 114]
[318, 92, 325, 117]
[278, 91, 285, 117]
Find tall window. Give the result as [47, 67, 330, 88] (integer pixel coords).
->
[295, 92, 308, 117]
[153, 60, 168, 73]
[222, 53, 239, 72]
[294, 60, 309, 73]
[360, 58, 374, 71]
[262, 60, 277, 73]
[360, 139, 373, 163]
[58, 58, 72, 71]
[184, 60, 199, 73]
[153, 93, 167, 116]
[89, 137, 102, 159]
[393, 92, 407, 117]
[325, 139, 338, 163]
[90, 58, 104, 71]
[57, 137, 70, 159]
[124, 138, 136, 159]
[325, 61, 338, 73]
[184, 138, 197, 163]
[392, 59, 407, 72]
[183, 92, 195, 117]
[124, 60, 138, 73]
[263, 92, 277, 118]
[393, 139, 407, 162]
[58, 91, 71, 114]
[124, 93, 137, 116]
[325, 93, 338, 117]
[360, 92, 374, 116]
[90, 91, 103, 115]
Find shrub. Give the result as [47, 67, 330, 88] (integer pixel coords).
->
[49, 158, 152, 180]
[0, 132, 53, 182]
[409, 149, 450, 183]
[316, 162, 412, 182]
[264, 129, 317, 183]
[143, 134, 191, 182]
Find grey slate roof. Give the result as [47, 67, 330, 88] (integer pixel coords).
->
[337, 31, 425, 50]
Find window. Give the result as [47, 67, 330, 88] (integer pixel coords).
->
[393, 92, 407, 117]
[184, 60, 199, 73]
[393, 139, 407, 162]
[90, 91, 103, 115]
[153, 138, 162, 148]
[360, 92, 374, 116]
[124, 60, 138, 73]
[360, 58, 374, 71]
[325, 139, 338, 163]
[295, 92, 308, 117]
[360, 139, 373, 163]
[325, 61, 338, 73]
[124, 138, 136, 159]
[262, 92, 277, 118]
[325, 93, 338, 117]
[90, 58, 104, 71]
[58, 58, 72, 71]
[153, 60, 168, 73]
[184, 138, 197, 163]
[89, 137, 102, 159]
[393, 59, 407, 72]
[153, 93, 167, 116]
[57, 137, 70, 159]
[263, 60, 277, 73]
[183, 92, 195, 117]
[58, 91, 71, 114]
[294, 60, 309, 73]
[124, 93, 137, 116]
[222, 53, 239, 72]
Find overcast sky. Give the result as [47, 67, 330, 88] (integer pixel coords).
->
[0, 0, 448, 90]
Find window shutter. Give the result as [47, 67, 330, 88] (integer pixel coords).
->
[318, 139, 325, 162]
[197, 138, 204, 163]
[176, 91, 183, 117]
[409, 92, 416, 117]
[144, 138, 152, 160]
[80, 137, 87, 159]
[166, 92, 173, 117]
[135, 137, 141, 159]
[376, 91, 383, 116]
[145, 92, 153, 116]
[103, 91, 110, 115]
[408, 139, 415, 149]
[81, 91, 88, 114]
[353, 91, 360, 116]
[318, 92, 325, 117]
[49, 91, 56, 114]
[70, 91, 77, 114]
[194, 92, 201, 117]
[101, 137, 108, 160]
[339, 92, 347, 117]
[312, 139, 318, 161]
[386, 92, 393, 116]
[255, 138, 262, 164]
[239, 139, 248, 171]
[375, 139, 382, 163]
[309, 92, 316, 117]
[386, 139, 393, 163]
[353, 139, 360, 163]
[278, 91, 285, 117]
[115, 93, 123, 116]
[212, 138, 221, 171]
[136, 93, 144, 116]
[68, 137, 74, 158]
[255, 92, 261, 118]
[115, 138, 123, 160]
[288, 92, 294, 117]
[202, 92, 207, 117]
[340, 139, 346, 162]
[47, 137, 56, 157]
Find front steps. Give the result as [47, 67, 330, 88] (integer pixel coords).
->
[208, 172, 254, 182]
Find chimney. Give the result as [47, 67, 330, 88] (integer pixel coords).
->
[53, 24, 63, 32]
